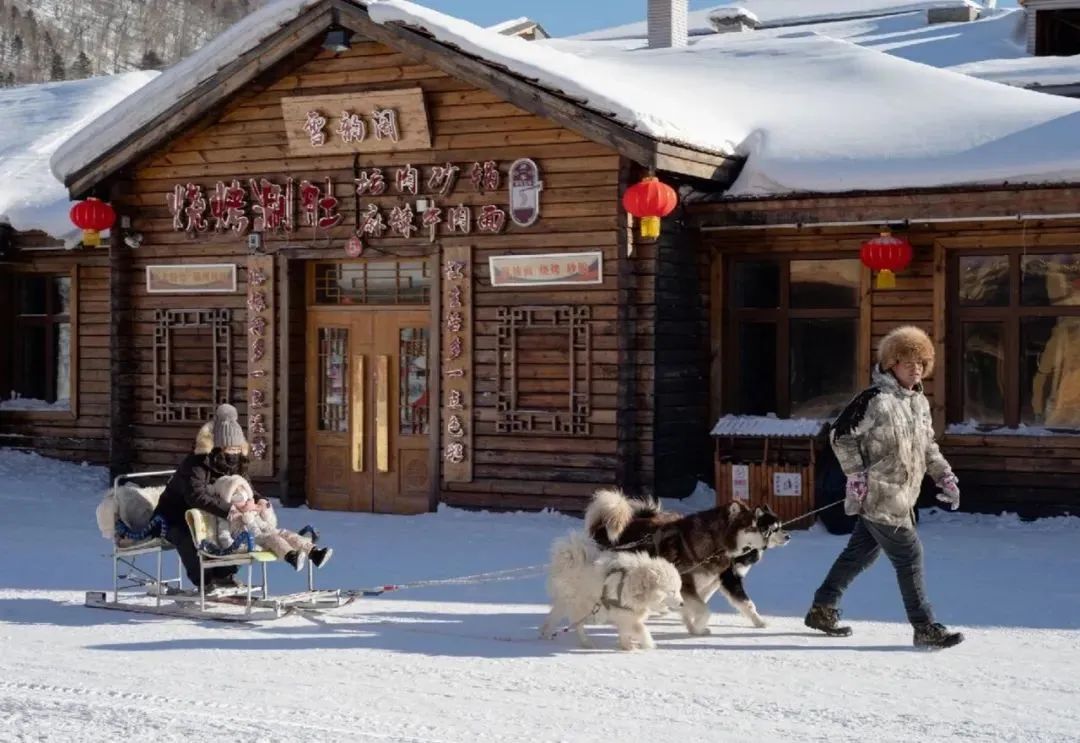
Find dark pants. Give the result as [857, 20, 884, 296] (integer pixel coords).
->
[164, 522, 237, 587]
[813, 516, 934, 626]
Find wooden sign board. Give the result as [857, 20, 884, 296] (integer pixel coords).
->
[146, 264, 236, 294]
[281, 88, 431, 156]
[489, 251, 603, 288]
[441, 245, 473, 483]
[246, 256, 274, 477]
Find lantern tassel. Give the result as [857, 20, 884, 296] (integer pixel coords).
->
[875, 269, 896, 290]
[640, 216, 661, 239]
[83, 230, 101, 248]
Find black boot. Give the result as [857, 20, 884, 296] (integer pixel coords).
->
[309, 546, 333, 569]
[284, 550, 306, 572]
[804, 604, 853, 637]
[913, 622, 964, 650]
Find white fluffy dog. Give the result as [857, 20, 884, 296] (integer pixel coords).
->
[540, 532, 683, 651]
[95, 484, 165, 541]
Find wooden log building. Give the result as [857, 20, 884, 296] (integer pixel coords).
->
[4, 0, 1079, 519]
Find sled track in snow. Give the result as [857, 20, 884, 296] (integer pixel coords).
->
[0, 679, 452, 742]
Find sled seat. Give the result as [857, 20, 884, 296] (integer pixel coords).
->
[110, 470, 182, 607]
[185, 508, 316, 613]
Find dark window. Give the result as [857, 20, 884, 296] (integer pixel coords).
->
[2, 273, 73, 408]
[726, 256, 861, 419]
[950, 250, 1080, 429]
[1036, 10, 1080, 57]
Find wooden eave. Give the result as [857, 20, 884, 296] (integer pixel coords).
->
[65, 0, 740, 197]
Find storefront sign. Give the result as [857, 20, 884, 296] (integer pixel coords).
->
[145, 264, 237, 294]
[442, 246, 473, 483]
[489, 251, 603, 287]
[281, 88, 431, 155]
[246, 256, 275, 476]
[509, 158, 543, 227]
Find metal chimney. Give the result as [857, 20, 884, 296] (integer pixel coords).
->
[648, 0, 688, 49]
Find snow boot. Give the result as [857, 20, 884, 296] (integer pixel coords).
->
[285, 550, 306, 572]
[804, 604, 853, 637]
[913, 622, 964, 650]
[309, 546, 333, 569]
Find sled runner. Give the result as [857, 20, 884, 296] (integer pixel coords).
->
[87, 469, 346, 623]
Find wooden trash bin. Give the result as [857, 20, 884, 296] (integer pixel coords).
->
[711, 416, 825, 530]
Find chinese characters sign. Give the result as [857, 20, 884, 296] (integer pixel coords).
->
[246, 255, 275, 475]
[488, 251, 603, 288]
[280, 88, 432, 155]
[146, 264, 237, 294]
[442, 246, 472, 483]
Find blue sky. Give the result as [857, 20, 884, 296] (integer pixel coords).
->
[413, 1, 1019, 37]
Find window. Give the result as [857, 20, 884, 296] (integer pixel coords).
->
[1036, 10, 1080, 57]
[312, 260, 431, 305]
[950, 250, 1080, 429]
[0, 271, 76, 412]
[726, 256, 861, 419]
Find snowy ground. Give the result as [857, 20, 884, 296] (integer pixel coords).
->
[1, 450, 1078, 742]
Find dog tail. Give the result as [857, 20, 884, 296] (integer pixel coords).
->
[548, 531, 597, 578]
[584, 488, 659, 547]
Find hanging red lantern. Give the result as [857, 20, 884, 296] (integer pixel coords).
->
[860, 229, 912, 289]
[69, 197, 116, 247]
[622, 175, 677, 239]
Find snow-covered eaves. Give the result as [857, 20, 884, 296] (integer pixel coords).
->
[711, 415, 825, 438]
[0, 71, 157, 245]
[487, 17, 550, 40]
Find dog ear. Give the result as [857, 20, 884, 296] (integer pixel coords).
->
[727, 502, 745, 519]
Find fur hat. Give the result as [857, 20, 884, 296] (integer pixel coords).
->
[878, 325, 935, 377]
[212, 403, 247, 450]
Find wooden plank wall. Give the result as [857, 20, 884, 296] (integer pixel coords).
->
[693, 186, 1080, 517]
[0, 236, 111, 463]
[109, 36, 646, 510]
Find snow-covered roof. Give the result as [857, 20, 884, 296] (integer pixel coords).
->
[0, 72, 157, 244]
[711, 415, 825, 438]
[51, 0, 1080, 199]
[574, 1, 982, 39]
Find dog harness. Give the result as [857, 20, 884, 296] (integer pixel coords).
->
[598, 567, 632, 612]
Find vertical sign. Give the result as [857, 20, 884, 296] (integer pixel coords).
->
[246, 255, 274, 477]
[442, 246, 473, 483]
[731, 464, 749, 501]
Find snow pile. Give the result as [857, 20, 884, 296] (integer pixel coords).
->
[945, 419, 1080, 436]
[1, 449, 1079, 739]
[711, 414, 825, 437]
[0, 397, 71, 412]
[0, 71, 156, 243]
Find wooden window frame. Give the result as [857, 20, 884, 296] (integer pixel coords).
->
[947, 247, 1080, 429]
[0, 266, 79, 420]
[1036, 9, 1080, 57]
[723, 252, 863, 419]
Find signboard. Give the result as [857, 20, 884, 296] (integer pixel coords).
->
[146, 264, 237, 294]
[280, 88, 432, 155]
[731, 464, 749, 501]
[246, 256, 274, 477]
[489, 251, 602, 288]
[773, 472, 802, 497]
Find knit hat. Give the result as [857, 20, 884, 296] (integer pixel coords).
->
[212, 403, 247, 449]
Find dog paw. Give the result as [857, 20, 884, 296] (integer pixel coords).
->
[751, 617, 768, 629]
[688, 626, 712, 636]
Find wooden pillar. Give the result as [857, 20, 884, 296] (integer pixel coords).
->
[615, 158, 641, 493]
[108, 189, 134, 478]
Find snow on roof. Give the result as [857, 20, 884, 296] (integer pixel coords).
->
[573, 1, 981, 39]
[487, 17, 531, 33]
[51, 0, 325, 185]
[711, 415, 825, 438]
[0, 71, 157, 243]
[51, 0, 1080, 199]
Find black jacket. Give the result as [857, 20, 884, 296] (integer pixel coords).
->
[154, 451, 261, 527]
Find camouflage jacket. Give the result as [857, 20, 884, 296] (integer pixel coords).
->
[830, 366, 952, 528]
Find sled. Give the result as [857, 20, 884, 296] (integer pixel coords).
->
[87, 469, 347, 623]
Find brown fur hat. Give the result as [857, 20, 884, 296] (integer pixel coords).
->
[878, 325, 935, 377]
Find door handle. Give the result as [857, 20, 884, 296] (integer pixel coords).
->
[375, 354, 390, 473]
[351, 354, 364, 473]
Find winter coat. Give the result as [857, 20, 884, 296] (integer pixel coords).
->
[212, 474, 279, 545]
[830, 365, 952, 528]
[153, 425, 261, 528]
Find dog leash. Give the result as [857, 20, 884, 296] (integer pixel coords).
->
[781, 499, 844, 528]
[343, 563, 548, 598]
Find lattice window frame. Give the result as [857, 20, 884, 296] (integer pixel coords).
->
[494, 305, 591, 436]
[153, 308, 232, 423]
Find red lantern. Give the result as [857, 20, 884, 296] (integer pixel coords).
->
[860, 229, 912, 289]
[69, 197, 116, 247]
[622, 176, 677, 239]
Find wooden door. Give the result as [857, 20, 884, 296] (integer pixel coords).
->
[306, 309, 431, 514]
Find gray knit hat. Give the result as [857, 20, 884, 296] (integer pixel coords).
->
[212, 403, 246, 449]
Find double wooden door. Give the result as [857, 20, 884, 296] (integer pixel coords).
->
[306, 309, 431, 513]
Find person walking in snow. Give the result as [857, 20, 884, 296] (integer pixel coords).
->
[153, 403, 260, 590]
[804, 326, 964, 649]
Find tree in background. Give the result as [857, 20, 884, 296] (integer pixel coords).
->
[70, 50, 92, 80]
[49, 48, 64, 80]
[139, 48, 164, 70]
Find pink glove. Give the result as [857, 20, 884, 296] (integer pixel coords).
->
[936, 471, 960, 511]
[845, 472, 868, 503]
